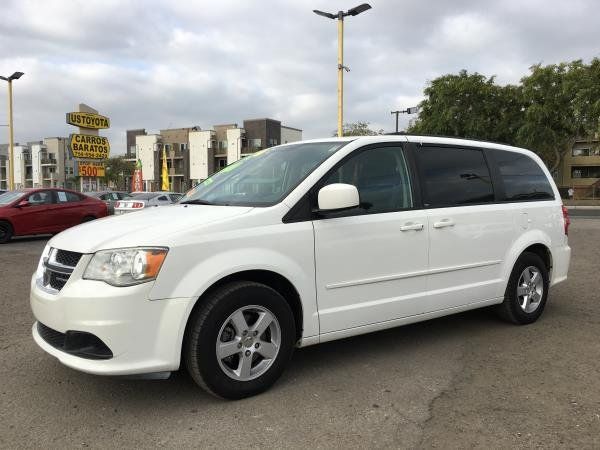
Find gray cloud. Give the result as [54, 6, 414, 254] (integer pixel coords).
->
[1, 0, 599, 153]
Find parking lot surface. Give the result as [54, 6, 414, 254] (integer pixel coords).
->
[1, 219, 599, 449]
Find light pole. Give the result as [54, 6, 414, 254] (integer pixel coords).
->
[313, 4, 371, 137]
[390, 106, 419, 133]
[0, 71, 24, 190]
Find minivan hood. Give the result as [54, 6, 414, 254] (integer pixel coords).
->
[49, 204, 253, 253]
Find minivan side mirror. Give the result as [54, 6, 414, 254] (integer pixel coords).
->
[16, 200, 30, 208]
[317, 183, 360, 211]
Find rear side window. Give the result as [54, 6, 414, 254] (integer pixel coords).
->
[488, 150, 554, 201]
[415, 146, 494, 207]
[57, 191, 82, 203]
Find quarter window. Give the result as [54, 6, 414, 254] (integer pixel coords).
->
[57, 191, 81, 203]
[323, 146, 412, 213]
[416, 146, 494, 207]
[488, 150, 554, 201]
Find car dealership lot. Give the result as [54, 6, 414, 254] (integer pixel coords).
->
[1, 220, 599, 449]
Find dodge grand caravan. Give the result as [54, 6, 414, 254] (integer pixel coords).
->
[31, 135, 571, 399]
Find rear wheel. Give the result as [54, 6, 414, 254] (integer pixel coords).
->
[497, 252, 549, 324]
[0, 221, 13, 244]
[184, 281, 296, 399]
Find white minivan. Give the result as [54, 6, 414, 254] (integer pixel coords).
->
[31, 136, 571, 399]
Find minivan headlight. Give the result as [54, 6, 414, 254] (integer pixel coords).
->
[83, 247, 168, 286]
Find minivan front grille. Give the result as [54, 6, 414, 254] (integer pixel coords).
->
[54, 250, 82, 268]
[40, 248, 83, 293]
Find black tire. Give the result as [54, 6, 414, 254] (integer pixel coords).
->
[81, 216, 96, 223]
[497, 252, 549, 324]
[0, 221, 13, 244]
[183, 281, 296, 399]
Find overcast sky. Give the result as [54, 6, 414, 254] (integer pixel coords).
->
[1, 0, 599, 154]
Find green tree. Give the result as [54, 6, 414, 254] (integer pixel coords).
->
[408, 59, 600, 171]
[408, 70, 524, 145]
[104, 156, 135, 190]
[517, 59, 600, 170]
[333, 121, 384, 136]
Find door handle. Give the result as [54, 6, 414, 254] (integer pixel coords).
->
[400, 222, 424, 231]
[433, 219, 455, 228]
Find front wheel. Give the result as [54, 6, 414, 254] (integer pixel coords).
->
[497, 252, 549, 324]
[0, 221, 13, 244]
[184, 281, 296, 399]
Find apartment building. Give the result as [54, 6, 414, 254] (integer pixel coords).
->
[556, 138, 600, 198]
[0, 138, 76, 190]
[135, 118, 302, 191]
[126, 129, 146, 158]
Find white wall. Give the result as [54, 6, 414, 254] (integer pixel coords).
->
[136, 134, 159, 181]
[226, 128, 243, 164]
[281, 126, 302, 144]
[13, 146, 27, 188]
[189, 130, 215, 181]
[31, 144, 43, 186]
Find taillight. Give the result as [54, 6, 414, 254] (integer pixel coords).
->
[115, 201, 121, 208]
[562, 205, 570, 236]
[133, 202, 144, 208]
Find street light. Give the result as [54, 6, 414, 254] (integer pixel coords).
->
[390, 106, 419, 133]
[0, 71, 25, 190]
[313, 4, 371, 137]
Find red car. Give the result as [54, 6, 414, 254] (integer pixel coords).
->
[0, 188, 108, 243]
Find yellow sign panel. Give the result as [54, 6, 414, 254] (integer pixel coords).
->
[69, 134, 110, 159]
[66, 112, 110, 129]
[78, 161, 106, 177]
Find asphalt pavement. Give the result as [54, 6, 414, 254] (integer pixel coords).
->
[1, 220, 599, 449]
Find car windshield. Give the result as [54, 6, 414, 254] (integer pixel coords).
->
[181, 141, 346, 206]
[0, 190, 25, 205]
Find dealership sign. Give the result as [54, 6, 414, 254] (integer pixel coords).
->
[66, 112, 110, 129]
[69, 133, 110, 159]
[77, 161, 106, 177]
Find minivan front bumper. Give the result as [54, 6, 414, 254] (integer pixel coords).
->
[30, 273, 194, 376]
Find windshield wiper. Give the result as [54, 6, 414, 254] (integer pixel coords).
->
[180, 199, 215, 205]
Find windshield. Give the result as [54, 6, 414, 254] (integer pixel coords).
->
[181, 141, 346, 206]
[0, 191, 25, 205]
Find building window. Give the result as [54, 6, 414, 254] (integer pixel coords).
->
[572, 166, 600, 178]
[250, 138, 262, 149]
[219, 141, 228, 151]
[164, 144, 171, 151]
[573, 147, 600, 157]
[268, 138, 278, 147]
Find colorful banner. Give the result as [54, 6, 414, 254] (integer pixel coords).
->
[131, 159, 144, 192]
[161, 148, 170, 191]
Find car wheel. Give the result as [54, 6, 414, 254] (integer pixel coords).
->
[81, 216, 96, 223]
[497, 252, 549, 325]
[0, 221, 13, 244]
[184, 281, 296, 399]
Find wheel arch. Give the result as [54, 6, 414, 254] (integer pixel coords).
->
[504, 232, 553, 287]
[182, 269, 304, 345]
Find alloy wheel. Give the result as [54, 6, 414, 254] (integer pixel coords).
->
[216, 305, 281, 381]
[517, 266, 544, 313]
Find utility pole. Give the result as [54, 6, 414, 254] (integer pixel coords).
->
[390, 107, 419, 133]
[1, 72, 24, 190]
[313, 4, 372, 137]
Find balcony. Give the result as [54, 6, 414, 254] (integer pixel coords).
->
[41, 158, 57, 165]
[168, 167, 185, 177]
[168, 150, 184, 159]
